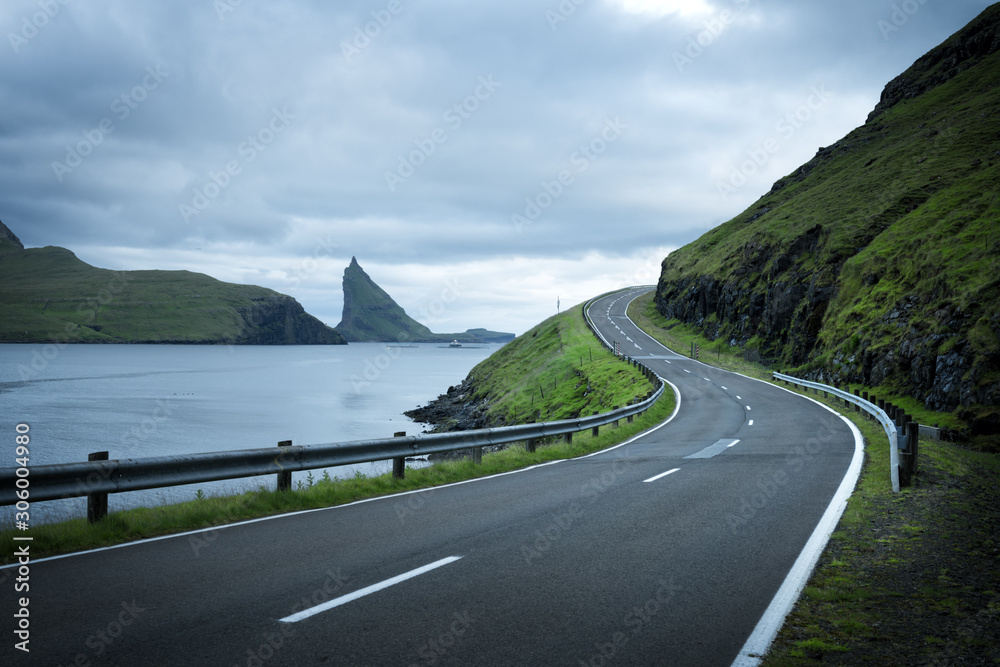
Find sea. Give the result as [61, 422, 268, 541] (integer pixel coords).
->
[0, 342, 497, 525]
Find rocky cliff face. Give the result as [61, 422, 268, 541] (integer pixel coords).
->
[654, 5, 1000, 431]
[235, 295, 344, 345]
[868, 6, 1000, 122]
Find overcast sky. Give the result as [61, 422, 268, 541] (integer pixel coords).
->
[2, 0, 992, 335]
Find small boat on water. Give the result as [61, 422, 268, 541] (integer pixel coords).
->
[449, 340, 462, 348]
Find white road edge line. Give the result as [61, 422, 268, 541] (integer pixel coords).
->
[730, 397, 864, 666]
[643, 468, 680, 483]
[280, 556, 463, 623]
[598, 288, 865, 667]
[578, 377, 681, 459]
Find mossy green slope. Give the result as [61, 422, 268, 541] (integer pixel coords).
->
[655, 5, 1000, 428]
[452, 300, 657, 425]
[0, 223, 345, 345]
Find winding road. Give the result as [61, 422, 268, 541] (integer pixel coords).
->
[2, 288, 862, 666]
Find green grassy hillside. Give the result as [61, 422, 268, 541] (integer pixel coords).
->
[0, 225, 345, 345]
[655, 5, 1000, 431]
[410, 299, 658, 429]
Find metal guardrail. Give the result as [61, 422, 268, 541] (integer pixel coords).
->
[2, 299, 664, 520]
[773, 372, 921, 493]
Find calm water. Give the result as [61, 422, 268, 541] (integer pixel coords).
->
[0, 342, 497, 524]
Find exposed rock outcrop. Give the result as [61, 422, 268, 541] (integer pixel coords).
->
[234, 295, 346, 345]
[868, 4, 1000, 121]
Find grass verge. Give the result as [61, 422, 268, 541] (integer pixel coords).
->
[460, 299, 658, 424]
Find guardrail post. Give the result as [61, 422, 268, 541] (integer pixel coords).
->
[909, 420, 919, 475]
[526, 438, 537, 453]
[393, 432, 406, 479]
[853, 389, 861, 413]
[473, 446, 482, 465]
[898, 417, 914, 487]
[87, 451, 109, 523]
[564, 432, 573, 445]
[276, 441, 292, 491]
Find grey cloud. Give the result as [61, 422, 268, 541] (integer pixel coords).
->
[1, 0, 992, 333]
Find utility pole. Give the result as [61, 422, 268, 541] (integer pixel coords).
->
[557, 296, 560, 314]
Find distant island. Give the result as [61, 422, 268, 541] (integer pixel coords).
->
[335, 257, 514, 344]
[0, 221, 345, 345]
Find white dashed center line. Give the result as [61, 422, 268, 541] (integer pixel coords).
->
[644, 468, 680, 483]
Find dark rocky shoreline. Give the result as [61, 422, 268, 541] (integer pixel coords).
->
[405, 377, 517, 461]
[405, 378, 493, 433]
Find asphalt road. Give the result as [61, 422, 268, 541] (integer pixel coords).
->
[2, 288, 861, 666]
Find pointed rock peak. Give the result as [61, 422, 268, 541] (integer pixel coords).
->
[344, 256, 372, 281]
[0, 220, 24, 250]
